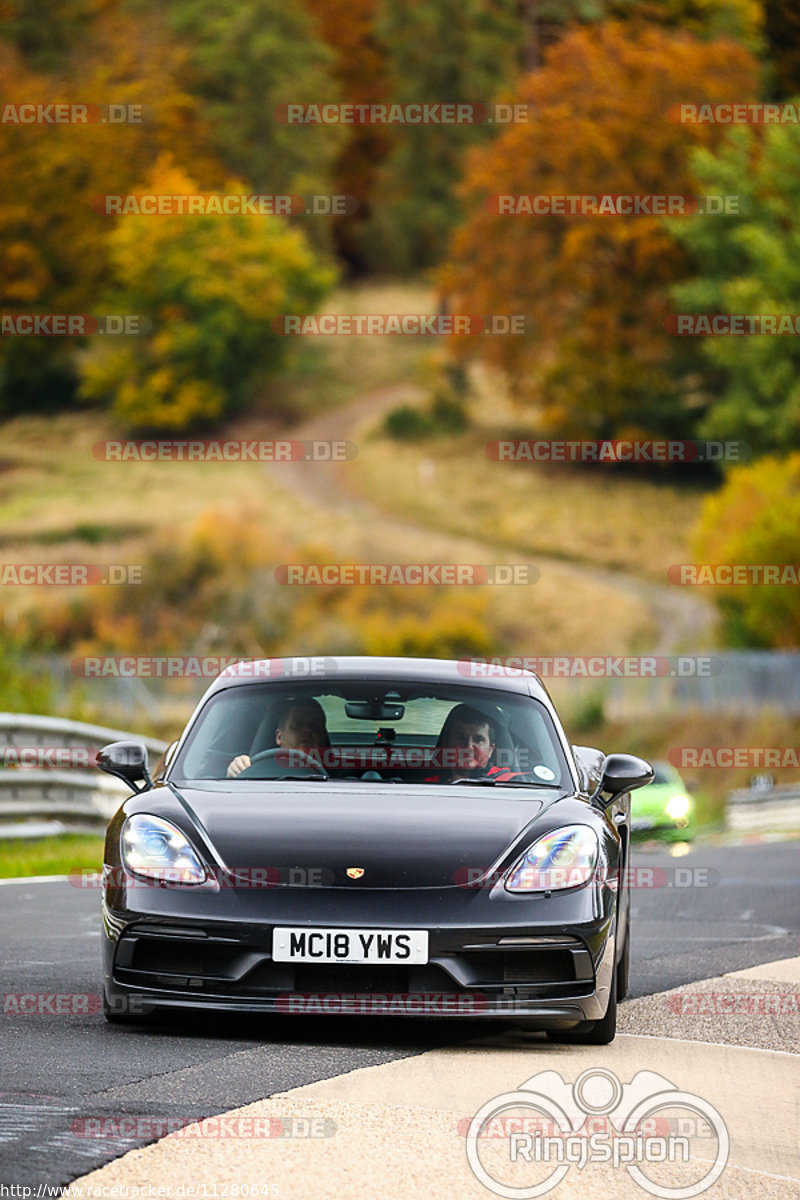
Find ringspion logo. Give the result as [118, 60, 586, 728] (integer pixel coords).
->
[466, 1068, 728, 1198]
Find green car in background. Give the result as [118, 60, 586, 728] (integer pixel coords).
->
[630, 761, 693, 839]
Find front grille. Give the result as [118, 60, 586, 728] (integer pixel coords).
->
[114, 930, 588, 1001]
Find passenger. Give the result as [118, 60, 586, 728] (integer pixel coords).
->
[426, 703, 521, 782]
[227, 697, 329, 778]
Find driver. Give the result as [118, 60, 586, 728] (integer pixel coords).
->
[426, 703, 523, 782]
[227, 697, 329, 778]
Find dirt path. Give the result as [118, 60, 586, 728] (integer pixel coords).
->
[266, 383, 716, 654]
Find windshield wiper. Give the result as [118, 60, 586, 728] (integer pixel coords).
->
[449, 778, 562, 788]
[263, 774, 331, 782]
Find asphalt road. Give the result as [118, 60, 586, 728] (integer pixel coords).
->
[1, 837, 798, 1188]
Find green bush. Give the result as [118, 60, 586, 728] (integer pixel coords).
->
[383, 391, 469, 441]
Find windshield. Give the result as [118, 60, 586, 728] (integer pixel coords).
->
[170, 679, 571, 789]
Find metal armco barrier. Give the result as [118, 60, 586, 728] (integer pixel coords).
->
[0, 713, 166, 836]
[727, 781, 800, 833]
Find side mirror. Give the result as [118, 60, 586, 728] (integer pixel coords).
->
[599, 753, 654, 797]
[97, 740, 153, 793]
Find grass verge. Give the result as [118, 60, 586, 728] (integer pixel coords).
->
[0, 833, 104, 879]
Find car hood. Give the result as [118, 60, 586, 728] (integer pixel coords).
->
[166, 780, 566, 890]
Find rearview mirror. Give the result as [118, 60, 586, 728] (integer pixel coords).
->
[345, 699, 405, 721]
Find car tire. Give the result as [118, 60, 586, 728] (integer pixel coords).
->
[545, 971, 617, 1045]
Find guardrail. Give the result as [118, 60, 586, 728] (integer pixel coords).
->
[0, 713, 166, 837]
[726, 781, 800, 833]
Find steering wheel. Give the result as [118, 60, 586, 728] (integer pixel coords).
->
[236, 747, 330, 780]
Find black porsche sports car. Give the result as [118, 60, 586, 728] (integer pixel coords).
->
[98, 655, 653, 1043]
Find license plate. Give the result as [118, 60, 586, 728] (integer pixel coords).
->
[272, 927, 428, 964]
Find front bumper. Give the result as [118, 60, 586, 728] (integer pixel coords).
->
[101, 876, 617, 1026]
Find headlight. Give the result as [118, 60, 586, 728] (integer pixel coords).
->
[665, 794, 691, 821]
[504, 825, 598, 892]
[121, 814, 207, 884]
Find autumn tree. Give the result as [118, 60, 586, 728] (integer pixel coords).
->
[77, 158, 336, 431]
[762, 1, 800, 96]
[609, 0, 764, 52]
[440, 22, 758, 440]
[157, 0, 344, 201]
[670, 122, 800, 454]
[692, 453, 800, 647]
[303, 0, 393, 271]
[0, 8, 221, 415]
[363, 0, 525, 271]
[0, 0, 98, 70]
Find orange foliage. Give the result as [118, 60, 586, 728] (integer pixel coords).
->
[303, 0, 393, 266]
[441, 22, 758, 435]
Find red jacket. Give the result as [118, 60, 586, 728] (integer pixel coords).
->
[424, 764, 523, 783]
